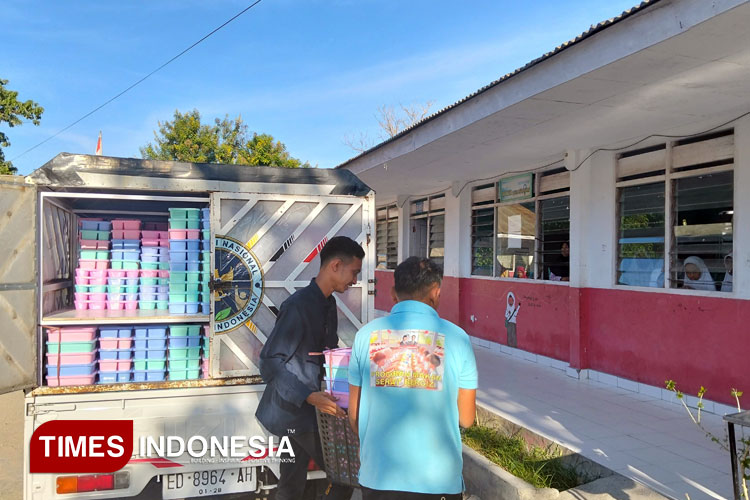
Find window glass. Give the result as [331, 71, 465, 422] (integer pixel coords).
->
[496, 202, 536, 278]
[617, 182, 665, 287]
[540, 196, 570, 281]
[671, 171, 733, 291]
[471, 207, 494, 276]
[429, 214, 445, 269]
[376, 205, 398, 270]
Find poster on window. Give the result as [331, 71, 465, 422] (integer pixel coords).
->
[499, 173, 533, 202]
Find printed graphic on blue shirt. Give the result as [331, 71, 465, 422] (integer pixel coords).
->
[367, 329, 445, 390]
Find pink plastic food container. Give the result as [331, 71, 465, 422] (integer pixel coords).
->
[169, 229, 200, 240]
[323, 348, 351, 369]
[112, 220, 142, 230]
[112, 229, 141, 240]
[80, 239, 110, 250]
[74, 300, 107, 311]
[99, 360, 132, 371]
[142, 230, 168, 240]
[75, 292, 106, 302]
[46, 327, 97, 343]
[108, 269, 140, 278]
[46, 351, 97, 365]
[75, 276, 107, 286]
[46, 373, 98, 387]
[99, 338, 133, 349]
[76, 268, 108, 278]
[79, 259, 110, 270]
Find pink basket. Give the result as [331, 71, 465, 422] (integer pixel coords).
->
[79, 259, 110, 270]
[46, 327, 96, 343]
[99, 338, 133, 349]
[99, 360, 132, 371]
[112, 219, 142, 230]
[80, 239, 110, 250]
[46, 373, 97, 387]
[107, 269, 140, 278]
[112, 229, 141, 240]
[46, 351, 97, 365]
[169, 229, 200, 240]
[323, 348, 352, 369]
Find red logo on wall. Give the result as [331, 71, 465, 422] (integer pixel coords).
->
[30, 420, 133, 473]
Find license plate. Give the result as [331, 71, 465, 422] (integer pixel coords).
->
[162, 467, 256, 499]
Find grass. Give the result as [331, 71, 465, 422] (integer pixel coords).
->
[462, 425, 581, 491]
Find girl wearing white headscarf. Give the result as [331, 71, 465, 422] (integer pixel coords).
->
[683, 256, 716, 291]
[721, 253, 733, 292]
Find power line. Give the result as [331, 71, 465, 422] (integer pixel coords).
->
[10, 0, 264, 163]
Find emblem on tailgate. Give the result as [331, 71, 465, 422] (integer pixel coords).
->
[213, 236, 264, 334]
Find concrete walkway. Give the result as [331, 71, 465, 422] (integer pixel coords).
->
[473, 344, 736, 500]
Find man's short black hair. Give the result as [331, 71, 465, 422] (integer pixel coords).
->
[319, 236, 365, 266]
[394, 257, 443, 298]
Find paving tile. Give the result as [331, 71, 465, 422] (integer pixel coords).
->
[472, 346, 730, 500]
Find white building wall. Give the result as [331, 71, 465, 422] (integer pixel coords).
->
[443, 183, 472, 278]
[734, 115, 750, 299]
[567, 149, 617, 290]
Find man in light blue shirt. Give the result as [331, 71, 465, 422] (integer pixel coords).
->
[348, 257, 478, 499]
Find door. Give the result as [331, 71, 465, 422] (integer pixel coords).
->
[0, 178, 38, 394]
[210, 192, 374, 378]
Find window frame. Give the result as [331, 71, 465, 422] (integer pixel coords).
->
[409, 194, 446, 267]
[376, 203, 399, 270]
[470, 168, 570, 281]
[614, 131, 735, 294]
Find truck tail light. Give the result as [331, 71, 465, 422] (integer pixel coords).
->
[56, 471, 129, 494]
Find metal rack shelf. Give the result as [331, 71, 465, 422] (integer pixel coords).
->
[41, 308, 210, 326]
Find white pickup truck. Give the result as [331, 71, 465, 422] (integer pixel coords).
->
[0, 153, 374, 500]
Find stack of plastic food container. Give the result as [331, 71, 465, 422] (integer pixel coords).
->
[140, 222, 169, 311]
[201, 325, 210, 379]
[169, 208, 202, 314]
[323, 348, 352, 408]
[200, 208, 210, 314]
[109, 220, 141, 310]
[140, 224, 169, 311]
[98, 326, 133, 383]
[45, 327, 98, 386]
[133, 326, 168, 381]
[76, 219, 112, 311]
[167, 324, 202, 380]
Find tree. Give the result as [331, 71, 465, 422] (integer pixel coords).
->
[140, 109, 311, 168]
[344, 101, 434, 153]
[0, 79, 44, 175]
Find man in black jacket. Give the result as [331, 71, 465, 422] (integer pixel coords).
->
[256, 236, 363, 500]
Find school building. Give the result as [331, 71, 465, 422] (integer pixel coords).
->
[339, 0, 750, 407]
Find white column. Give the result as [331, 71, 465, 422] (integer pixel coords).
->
[733, 116, 750, 299]
[443, 182, 472, 278]
[396, 195, 410, 264]
[567, 149, 617, 289]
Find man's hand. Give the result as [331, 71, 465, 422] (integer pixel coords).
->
[306, 391, 346, 418]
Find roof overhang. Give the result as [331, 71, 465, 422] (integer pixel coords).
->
[339, 0, 750, 204]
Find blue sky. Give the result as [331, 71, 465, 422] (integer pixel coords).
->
[2, 0, 640, 175]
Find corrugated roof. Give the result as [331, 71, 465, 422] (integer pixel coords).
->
[335, 0, 663, 169]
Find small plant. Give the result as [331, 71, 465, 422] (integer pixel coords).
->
[462, 425, 580, 491]
[665, 380, 749, 499]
